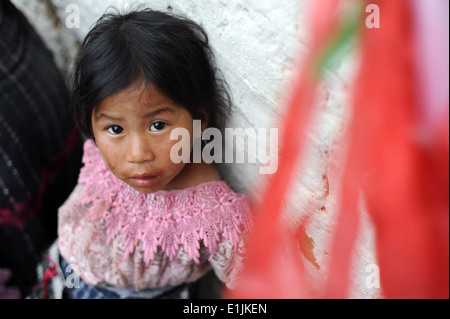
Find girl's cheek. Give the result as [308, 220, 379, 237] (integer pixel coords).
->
[98, 145, 119, 173]
[106, 152, 120, 172]
[107, 160, 116, 172]
[162, 140, 179, 158]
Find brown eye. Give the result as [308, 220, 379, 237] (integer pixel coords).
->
[150, 121, 167, 132]
[107, 125, 124, 135]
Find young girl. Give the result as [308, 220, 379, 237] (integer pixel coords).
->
[35, 9, 252, 299]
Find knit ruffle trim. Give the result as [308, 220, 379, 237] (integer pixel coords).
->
[78, 140, 252, 264]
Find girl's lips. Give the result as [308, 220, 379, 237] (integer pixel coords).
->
[128, 175, 160, 188]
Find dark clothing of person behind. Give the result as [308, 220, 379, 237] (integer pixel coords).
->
[0, 0, 83, 298]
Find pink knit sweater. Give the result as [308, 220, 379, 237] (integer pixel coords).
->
[58, 140, 252, 290]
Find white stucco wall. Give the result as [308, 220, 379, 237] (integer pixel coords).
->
[11, 0, 380, 298]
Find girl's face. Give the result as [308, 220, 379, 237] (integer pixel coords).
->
[91, 80, 197, 194]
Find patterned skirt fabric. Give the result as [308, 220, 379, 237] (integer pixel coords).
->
[60, 258, 192, 299]
[0, 0, 83, 298]
[27, 241, 222, 299]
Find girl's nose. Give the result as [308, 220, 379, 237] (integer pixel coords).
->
[126, 135, 155, 164]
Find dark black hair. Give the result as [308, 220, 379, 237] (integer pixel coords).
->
[71, 8, 231, 139]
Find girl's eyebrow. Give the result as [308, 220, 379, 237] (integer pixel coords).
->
[95, 107, 175, 121]
[143, 106, 175, 118]
[95, 114, 123, 121]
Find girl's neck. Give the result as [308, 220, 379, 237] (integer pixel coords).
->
[165, 161, 222, 191]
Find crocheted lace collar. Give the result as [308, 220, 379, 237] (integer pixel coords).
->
[78, 140, 252, 264]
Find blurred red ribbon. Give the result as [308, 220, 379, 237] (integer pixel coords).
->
[229, 0, 449, 299]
